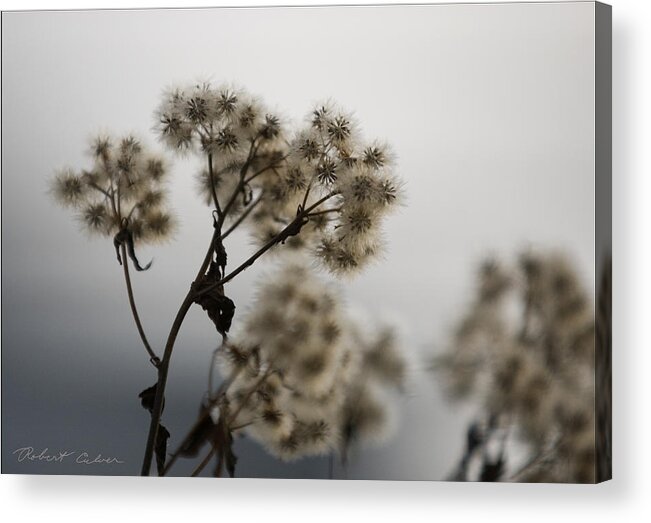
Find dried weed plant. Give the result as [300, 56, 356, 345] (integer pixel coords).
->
[51, 82, 406, 477]
[433, 251, 608, 483]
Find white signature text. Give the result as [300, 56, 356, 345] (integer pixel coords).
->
[13, 447, 124, 465]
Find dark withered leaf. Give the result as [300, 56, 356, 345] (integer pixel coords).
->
[138, 383, 165, 413]
[114, 226, 152, 271]
[479, 454, 505, 482]
[339, 417, 355, 465]
[175, 402, 237, 478]
[155, 424, 171, 476]
[242, 183, 253, 206]
[466, 422, 483, 454]
[193, 262, 236, 336]
[214, 240, 227, 275]
[277, 210, 309, 245]
[179, 404, 217, 458]
[212, 417, 237, 478]
[446, 421, 487, 481]
[209, 223, 227, 277]
[224, 439, 238, 478]
[196, 293, 235, 336]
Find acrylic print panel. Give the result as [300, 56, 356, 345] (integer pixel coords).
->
[1, 2, 611, 482]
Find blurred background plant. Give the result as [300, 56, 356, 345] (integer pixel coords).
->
[50, 81, 406, 477]
[431, 250, 608, 483]
[166, 262, 406, 477]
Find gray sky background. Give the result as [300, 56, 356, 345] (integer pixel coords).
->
[2, 3, 595, 478]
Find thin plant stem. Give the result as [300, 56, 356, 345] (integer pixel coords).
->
[308, 206, 342, 217]
[243, 155, 289, 185]
[302, 138, 332, 209]
[140, 226, 220, 476]
[120, 243, 160, 367]
[88, 182, 112, 199]
[195, 191, 338, 300]
[231, 420, 255, 431]
[208, 153, 222, 218]
[162, 366, 244, 476]
[227, 366, 275, 426]
[162, 408, 213, 475]
[191, 447, 216, 477]
[218, 139, 259, 224]
[141, 186, 337, 475]
[116, 183, 122, 219]
[220, 192, 264, 241]
[215, 452, 224, 477]
[302, 175, 316, 210]
[161, 408, 212, 476]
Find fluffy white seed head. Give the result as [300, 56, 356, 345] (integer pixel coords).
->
[51, 133, 176, 244]
[223, 261, 408, 462]
[155, 82, 286, 157]
[242, 100, 403, 278]
[50, 169, 88, 208]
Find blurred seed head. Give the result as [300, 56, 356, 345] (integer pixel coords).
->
[433, 251, 596, 482]
[222, 261, 407, 461]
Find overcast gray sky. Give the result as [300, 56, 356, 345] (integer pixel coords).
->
[2, 3, 596, 478]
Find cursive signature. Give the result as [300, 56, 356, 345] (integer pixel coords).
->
[13, 447, 124, 465]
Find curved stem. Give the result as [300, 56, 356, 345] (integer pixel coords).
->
[220, 192, 264, 241]
[140, 227, 219, 476]
[208, 153, 222, 218]
[191, 447, 216, 477]
[243, 155, 289, 185]
[141, 295, 194, 476]
[172, 367, 273, 477]
[218, 140, 258, 226]
[141, 191, 338, 475]
[231, 420, 255, 432]
[162, 407, 212, 476]
[227, 366, 275, 425]
[308, 206, 342, 217]
[161, 363, 246, 476]
[196, 192, 338, 299]
[162, 403, 214, 476]
[120, 244, 159, 367]
[302, 139, 332, 209]
[88, 181, 112, 199]
[161, 347, 245, 475]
